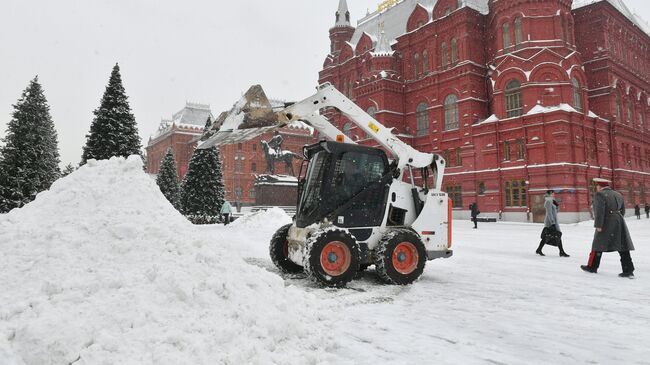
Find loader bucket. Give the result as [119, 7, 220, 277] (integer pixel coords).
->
[197, 84, 289, 149]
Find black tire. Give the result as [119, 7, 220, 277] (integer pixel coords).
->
[304, 229, 360, 288]
[375, 229, 426, 285]
[269, 223, 303, 274]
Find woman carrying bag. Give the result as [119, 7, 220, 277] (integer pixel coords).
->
[536, 190, 570, 257]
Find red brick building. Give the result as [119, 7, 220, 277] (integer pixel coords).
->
[320, 0, 650, 222]
[146, 102, 214, 179]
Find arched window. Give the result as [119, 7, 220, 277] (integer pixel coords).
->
[502, 22, 511, 51]
[572, 77, 582, 112]
[627, 97, 634, 123]
[639, 111, 644, 128]
[343, 122, 353, 138]
[514, 17, 523, 48]
[349, 80, 354, 98]
[505, 79, 523, 118]
[451, 38, 458, 65]
[444, 94, 459, 130]
[441, 42, 448, 68]
[416, 103, 429, 136]
[560, 16, 566, 42]
[616, 92, 622, 120]
[422, 49, 429, 73]
[413, 53, 420, 78]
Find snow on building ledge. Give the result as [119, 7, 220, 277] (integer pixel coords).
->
[525, 103, 579, 116]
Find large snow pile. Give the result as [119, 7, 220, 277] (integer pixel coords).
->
[0, 156, 340, 365]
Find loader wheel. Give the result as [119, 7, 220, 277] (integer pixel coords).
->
[305, 229, 360, 288]
[269, 224, 303, 274]
[375, 229, 426, 285]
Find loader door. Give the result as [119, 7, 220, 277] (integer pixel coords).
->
[329, 150, 388, 227]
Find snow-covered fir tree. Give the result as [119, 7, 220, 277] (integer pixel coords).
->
[81, 63, 141, 164]
[60, 163, 76, 177]
[201, 117, 215, 141]
[0, 76, 61, 213]
[156, 148, 182, 211]
[180, 147, 225, 224]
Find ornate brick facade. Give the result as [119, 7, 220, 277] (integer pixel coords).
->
[146, 103, 212, 179]
[320, 0, 650, 222]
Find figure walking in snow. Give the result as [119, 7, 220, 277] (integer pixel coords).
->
[470, 202, 480, 229]
[646, 203, 650, 219]
[634, 204, 641, 220]
[581, 178, 635, 278]
[536, 190, 569, 257]
[220, 201, 232, 226]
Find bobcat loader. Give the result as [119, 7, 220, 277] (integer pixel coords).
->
[201, 83, 453, 287]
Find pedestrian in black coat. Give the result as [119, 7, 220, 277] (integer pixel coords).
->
[635, 204, 641, 219]
[581, 178, 635, 278]
[646, 203, 650, 219]
[470, 202, 480, 229]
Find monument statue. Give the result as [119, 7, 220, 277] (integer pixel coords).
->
[260, 132, 299, 176]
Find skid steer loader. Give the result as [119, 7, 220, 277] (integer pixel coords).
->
[200, 83, 452, 287]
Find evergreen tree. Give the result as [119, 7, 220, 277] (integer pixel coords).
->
[180, 147, 225, 224]
[201, 116, 215, 141]
[81, 63, 141, 164]
[0, 76, 61, 213]
[60, 163, 76, 177]
[156, 148, 182, 211]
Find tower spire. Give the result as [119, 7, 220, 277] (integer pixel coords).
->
[335, 0, 351, 27]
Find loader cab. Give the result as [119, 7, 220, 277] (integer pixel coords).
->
[296, 141, 391, 228]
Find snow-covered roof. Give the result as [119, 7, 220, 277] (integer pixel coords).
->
[463, 0, 489, 15]
[170, 102, 213, 128]
[573, 0, 650, 36]
[371, 30, 395, 56]
[350, 0, 436, 49]
[349, 0, 489, 50]
[151, 102, 213, 140]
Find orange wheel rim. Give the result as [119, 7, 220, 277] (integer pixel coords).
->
[392, 242, 418, 275]
[319, 241, 351, 276]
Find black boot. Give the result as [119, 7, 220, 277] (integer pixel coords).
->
[536, 242, 545, 256]
[619, 251, 634, 278]
[558, 243, 570, 257]
[581, 265, 597, 273]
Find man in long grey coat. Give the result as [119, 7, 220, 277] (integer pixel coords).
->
[581, 178, 635, 278]
[536, 190, 569, 257]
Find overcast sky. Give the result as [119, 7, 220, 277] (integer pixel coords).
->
[1, 0, 649, 166]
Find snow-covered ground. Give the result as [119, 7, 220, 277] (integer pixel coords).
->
[1, 157, 649, 365]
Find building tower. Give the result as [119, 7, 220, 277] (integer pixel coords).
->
[329, 0, 355, 55]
